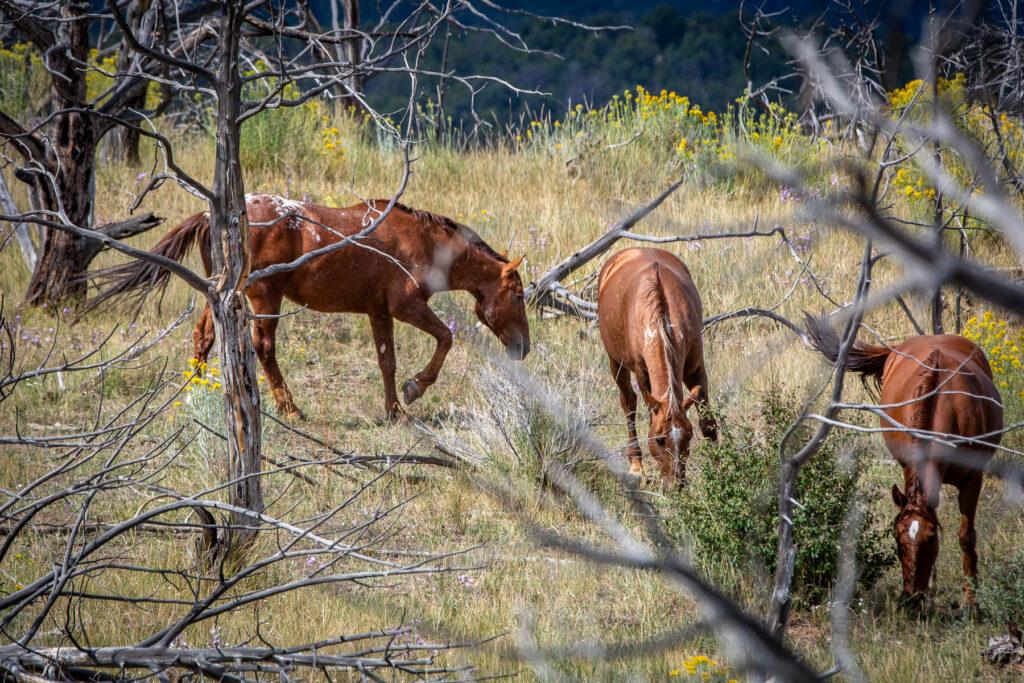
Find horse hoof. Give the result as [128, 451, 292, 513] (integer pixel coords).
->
[402, 380, 422, 405]
[280, 406, 305, 421]
[961, 603, 982, 622]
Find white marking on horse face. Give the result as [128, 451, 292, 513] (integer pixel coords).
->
[379, 343, 386, 354]
[909, 520, 919, 540]
[670, 426, 682, 453]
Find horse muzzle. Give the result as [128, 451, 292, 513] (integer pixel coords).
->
[505, 336, 530, 360]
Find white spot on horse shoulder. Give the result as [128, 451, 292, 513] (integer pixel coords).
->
[909, 520, 919, 540]
[379, 343, 386, 354]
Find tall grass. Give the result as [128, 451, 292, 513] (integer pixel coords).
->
[2, 75, 1024, 680]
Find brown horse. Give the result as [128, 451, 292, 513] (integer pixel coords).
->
[597, 248, 718, 487]
[807, 320, 1003, 613]
[92, 195, 530, 419]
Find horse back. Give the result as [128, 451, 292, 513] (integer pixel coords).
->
[243, 196, 442, 312]
[880, 334, 1003, 479]
[597, 248, 703, 369]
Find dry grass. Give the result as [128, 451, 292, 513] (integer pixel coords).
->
[1, 126, 1023, 681]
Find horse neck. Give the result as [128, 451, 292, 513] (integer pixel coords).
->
[447, 242, 503, 297]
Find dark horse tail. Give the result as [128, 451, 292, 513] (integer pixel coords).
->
[803, 314, 891, 382]
[88, 212, 210, 311]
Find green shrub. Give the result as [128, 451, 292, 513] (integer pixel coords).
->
[979, 545, 1024, 624]
[670, 391, 892, 605]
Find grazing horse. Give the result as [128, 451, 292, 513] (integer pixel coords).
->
[92, 196, 530, 419]
[597, 248, 718, 487]
[806, 319, 1003, 613]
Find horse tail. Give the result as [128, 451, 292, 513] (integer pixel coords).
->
[87, 212, 211, 311]
[642, 263, 679, 411]
[803, 313, 891, 382]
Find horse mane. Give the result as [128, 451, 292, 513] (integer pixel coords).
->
[902, 478, 941, 526]
[369, 200, 509, 264]
[640, 263, 679, 412]
[908, 348, 943, 440]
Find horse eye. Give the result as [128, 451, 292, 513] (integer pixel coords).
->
[654, 436, 665, 447]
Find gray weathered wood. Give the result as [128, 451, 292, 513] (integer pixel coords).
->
[525, 178, 684, 305]
[0, 172, 35, 271]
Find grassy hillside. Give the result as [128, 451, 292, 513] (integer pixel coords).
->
[2, 86, 1023, 680]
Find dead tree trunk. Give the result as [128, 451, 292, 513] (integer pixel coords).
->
[110, 0, 151, 165]
[207, 2, 264, 551]
[333, 0, 362, 101]
[22, 0, 96, 306]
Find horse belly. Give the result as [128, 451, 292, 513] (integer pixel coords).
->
[281, 249, 393, 314]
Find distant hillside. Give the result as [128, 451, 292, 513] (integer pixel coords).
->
[329, 0, 928, 125]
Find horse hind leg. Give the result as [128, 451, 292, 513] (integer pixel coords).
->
[390, 298, 452, 407]
[250, 288, 303, 420]
[193, 303, 215, 365]
[610, 358, 644, 477]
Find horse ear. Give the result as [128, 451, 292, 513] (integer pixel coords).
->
[681, 386, 701, 412]
[891, 484, 907, 508]
[503, 255, 524, 274]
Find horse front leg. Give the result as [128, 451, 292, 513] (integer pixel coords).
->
[957, 476, 983, 619]
[684, 362, 718, 441]
[369, 313, 401, 421]
[391, 299, 452, 406]
[610, 358, 643, 477]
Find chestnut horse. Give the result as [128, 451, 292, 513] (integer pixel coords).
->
[597, 248, 718, 487]
[807, 320, 1002, 612]
[92, 195, 530, 419]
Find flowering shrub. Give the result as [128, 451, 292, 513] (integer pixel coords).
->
[173, 358, 223, 408]
[320, 116, 346, 158]
[887, 72, 1024, 214]
[0, 43, 50, 119]
[506, 85, 813, 185]
[668, 655, 736, 682]
[0, 43, 161, 121]
[963, 311, 1024, 401]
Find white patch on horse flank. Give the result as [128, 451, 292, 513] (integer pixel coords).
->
[909, 520, 919, 540]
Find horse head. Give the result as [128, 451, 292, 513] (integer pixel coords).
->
[891, 482, 941, 604]
[648, 386, 700, 487]
[475, 255, 531, 360]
